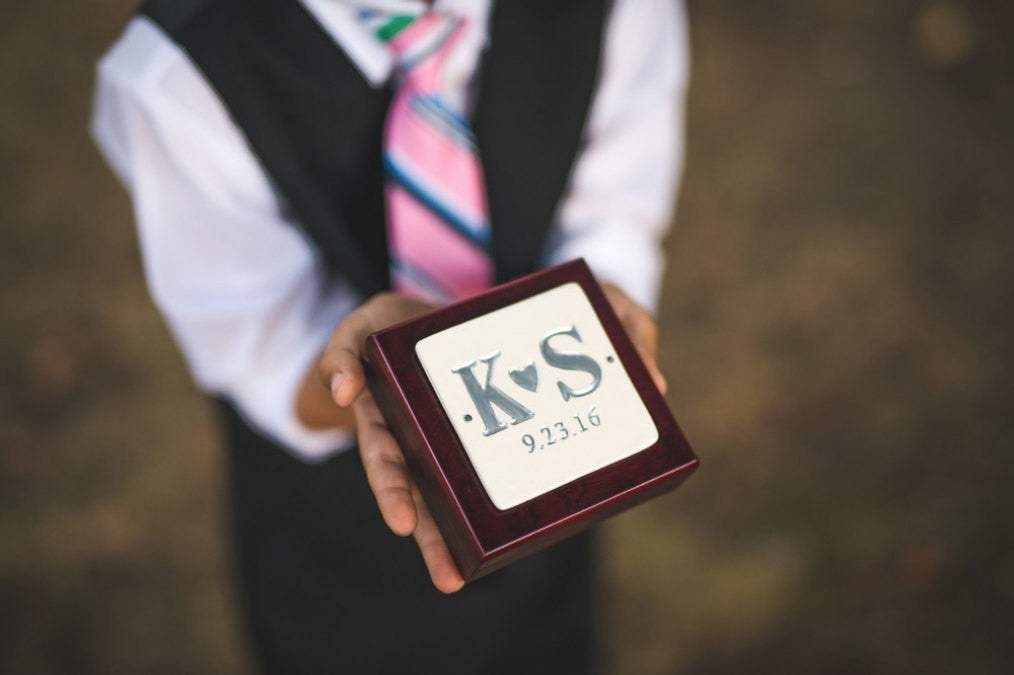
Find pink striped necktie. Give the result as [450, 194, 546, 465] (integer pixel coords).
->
[377, 12, 495, 303]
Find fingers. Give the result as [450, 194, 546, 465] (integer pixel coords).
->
[318, 293, 437, 408]
[601, 283, 669, 395]
[354, 390, 418, 536]
[324, 291, 459, 592]
[354, 391, 463, 592]
[411, 484, 465, 593]
[318, 306, 375, 407]
[355, 395, 463, 592]
[623, 306, 668, 396]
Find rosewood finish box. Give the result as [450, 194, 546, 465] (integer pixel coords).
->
[364, 259, 698, 581]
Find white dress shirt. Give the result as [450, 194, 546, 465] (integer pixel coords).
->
[91, 0, 689, 462]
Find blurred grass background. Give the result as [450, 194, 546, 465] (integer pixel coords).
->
[2, 0, 1012, 673]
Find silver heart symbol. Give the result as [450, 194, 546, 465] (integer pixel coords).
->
[508, 361, 539, 392]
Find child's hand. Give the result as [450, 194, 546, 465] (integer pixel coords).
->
[317, 292, 465, 594]
[599, 282, 668, 396]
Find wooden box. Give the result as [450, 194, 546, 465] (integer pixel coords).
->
[364, 259, 698, 581]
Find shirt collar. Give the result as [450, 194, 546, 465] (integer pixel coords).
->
[300, 0, 492, 87]
[338, 0, 487, 22]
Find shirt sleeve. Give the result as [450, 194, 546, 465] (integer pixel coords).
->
[542, 0, 690, 312]
[91, 17, 358, 461]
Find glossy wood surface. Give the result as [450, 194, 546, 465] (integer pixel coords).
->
[364, 259, 698, 581]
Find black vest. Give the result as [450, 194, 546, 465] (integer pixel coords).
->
[141, 0, 608, 297]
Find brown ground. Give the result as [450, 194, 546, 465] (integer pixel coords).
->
[2, 1, 1012, 673]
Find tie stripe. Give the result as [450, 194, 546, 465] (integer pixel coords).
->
[410, 96, 475, 150]
[375, 15, 414, 41]
[387, 15, 459, 70]
[376, 13, 494, 301]
[383, 154, 490, 248]
[383, 96, 489, 243]
[387, 185, 492, 301]
[391, 257, 455, 304]
[358, 10, 415, 41]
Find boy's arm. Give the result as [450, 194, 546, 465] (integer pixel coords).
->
[92, 18, 359, 459]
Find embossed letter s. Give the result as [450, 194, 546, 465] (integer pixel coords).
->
[540, 326, 603, 401]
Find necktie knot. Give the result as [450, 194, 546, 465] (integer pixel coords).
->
[395, 16, 459, 66]
[364, 11, 462, 76]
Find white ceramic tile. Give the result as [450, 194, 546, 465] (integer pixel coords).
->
[415, 282, 658, 510]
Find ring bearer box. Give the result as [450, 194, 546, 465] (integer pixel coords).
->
[363, 259, 698, 582]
